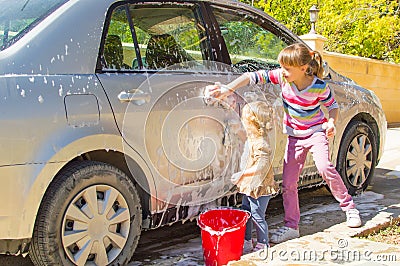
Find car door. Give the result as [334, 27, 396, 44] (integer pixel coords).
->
[96, 1, 242, 211]
[205, 3, 320, 183]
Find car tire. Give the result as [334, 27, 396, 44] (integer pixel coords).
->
[29, 161, 142, 266]
[336, 120, 377, 196]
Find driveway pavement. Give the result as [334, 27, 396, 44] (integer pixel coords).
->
[1, 129, 399, 265]
[232, 127, 400, 265]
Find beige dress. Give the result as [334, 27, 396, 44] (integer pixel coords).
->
[231, 137, 278, 199]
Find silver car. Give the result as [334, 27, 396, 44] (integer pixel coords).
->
[0, 0, 386, 265]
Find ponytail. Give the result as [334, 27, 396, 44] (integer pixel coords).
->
[306, 50, 324, 78]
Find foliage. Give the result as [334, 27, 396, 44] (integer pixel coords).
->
[223, 21, 282, 58]
[361, 219, 400, 245]
[219, 19, 286, 62]
[254, 0, 315, 36]
[254, 0, 400, 63]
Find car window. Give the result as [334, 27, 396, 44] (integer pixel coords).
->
[102, 5, 134, 71]
[211, 5, 287, 72]
[0, 0, 68, 51]
[102, 3, 208, 71]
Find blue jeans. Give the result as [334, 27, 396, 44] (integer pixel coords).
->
[241, 194, 271, 244]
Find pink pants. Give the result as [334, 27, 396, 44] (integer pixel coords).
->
[282, 131, 355, 229]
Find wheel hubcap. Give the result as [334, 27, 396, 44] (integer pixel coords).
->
[345, 134, 372, 187]
[62, 185, 130, 266]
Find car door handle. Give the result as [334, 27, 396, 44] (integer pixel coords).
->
[118, 89, 150, 105]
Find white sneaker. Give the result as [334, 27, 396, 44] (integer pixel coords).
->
[253, 242, 268, 252]
[346, 208, 362, 228]
[270, 226, 300, 243]
[243, 239, 253, 254]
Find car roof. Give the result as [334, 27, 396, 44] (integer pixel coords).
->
[0, 0, 298, 75]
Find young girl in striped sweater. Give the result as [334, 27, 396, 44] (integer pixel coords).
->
[207, 42, 361, 245]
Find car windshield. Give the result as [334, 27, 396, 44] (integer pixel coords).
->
[0, 0, 68, 51]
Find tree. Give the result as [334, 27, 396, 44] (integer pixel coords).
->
[254, 0, 400, 63]
[254, 0, 314, 36]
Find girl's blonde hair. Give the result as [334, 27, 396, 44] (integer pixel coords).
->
[278, 43, 324, 78]
[242, 101, 273, 137]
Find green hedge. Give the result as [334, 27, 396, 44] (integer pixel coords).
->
[252, 0, 400, 63]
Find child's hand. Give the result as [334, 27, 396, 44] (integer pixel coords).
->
[231, 167, 257, 185]
[204, 83, 220, 105]
[204, 83, 219, 98]
[322, 119, 336, 138]
[204, 82, 232, 98]
[204, 82, 233, 106]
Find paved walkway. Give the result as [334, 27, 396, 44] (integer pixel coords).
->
[230, 128, 400, 265]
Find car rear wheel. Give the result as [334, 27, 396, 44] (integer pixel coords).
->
[30, 161, 142, 266]
[337, 120, 377, 195]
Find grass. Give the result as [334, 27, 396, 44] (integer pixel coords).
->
[361, 219, 400, 245]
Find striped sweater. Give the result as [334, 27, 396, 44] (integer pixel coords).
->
[246, 68, 338, 137]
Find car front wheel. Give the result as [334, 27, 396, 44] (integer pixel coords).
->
[30, 161, 142, 266]
[337, 120, 377, 195]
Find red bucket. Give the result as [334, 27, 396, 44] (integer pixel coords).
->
[197, 208, 250, 266]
